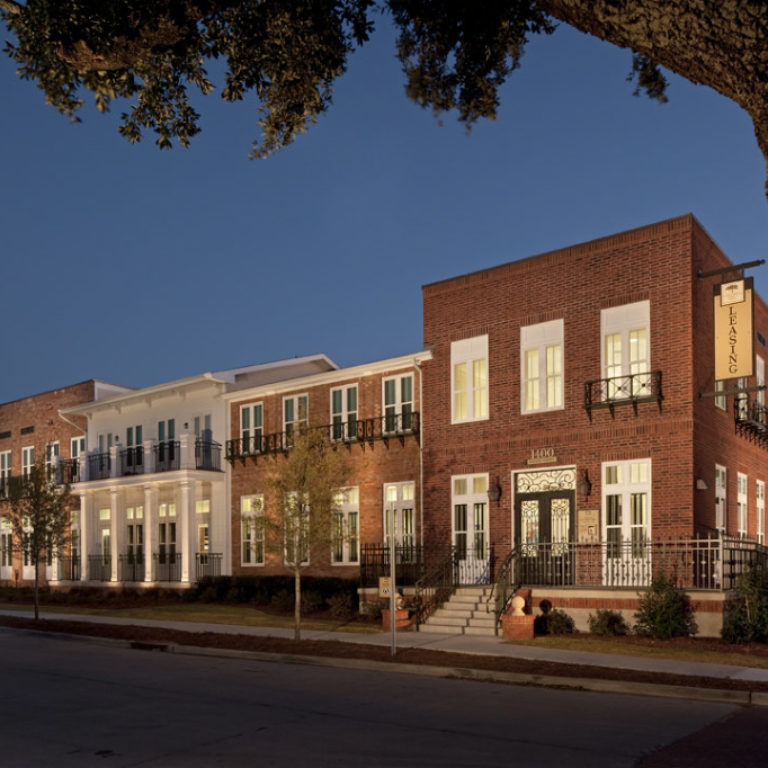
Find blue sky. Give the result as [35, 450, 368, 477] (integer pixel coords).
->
[1, 16, 766, 404]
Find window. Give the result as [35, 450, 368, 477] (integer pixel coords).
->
[284, 395, 308, 441]
[738, 472, 748, 538]
[284, 493, 309, 565]
[126, 426, 143, 447]
[332, 487, 359, 564]
[241, 403, 263, 454]
[0, 519, 12, 573]
[383, 374, 414, 432]
[758, 355, 766, 407]
[195, 499, 211, 515]
[331, 385, 358, 441]
[603, 459, 651, 559]
[241, 495, 265, 565]
[714, 380, 726, 410]
[45, 442, 59, 474]
[0, 451, 10, 496]
[521, 320, 563, 413]
[383, 482, 417, 558]
[71, 436, 85, 458]
[451, 474, 488, 562]
[715, 465, 727, 532]
[194, 414, 212, 439]
[451, 336, 488, 423]
[601, 301, 650, 398]
[98, 433, 114, 453]
[757, 481, 765, 545]
[158, 419, 175, 442]
[21, 446, 34, 479]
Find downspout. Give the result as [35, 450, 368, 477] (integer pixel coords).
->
[418, 358, 424, 550]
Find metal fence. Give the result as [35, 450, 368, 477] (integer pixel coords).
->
[153, 552, 181, 582]
[195, 552, 222, 580]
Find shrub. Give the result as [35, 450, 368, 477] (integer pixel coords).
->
[301, 590, 325, 614]
[361, 601, 383, 620]
[721, 565, 768, 643]
[534, 608, 575, 635]
[634, 575, 698, 639]
[327, 592, 355, 620]
[588, 609, 630, 637]
[271, 589, 294, 611]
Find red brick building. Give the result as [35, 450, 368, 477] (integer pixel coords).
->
[224, 353, 429, 580]
[0, 380, 131, 584]
[418, 215, 768, 633]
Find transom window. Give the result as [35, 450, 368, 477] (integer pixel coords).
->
[521, 320, 563, 413]
[451, 335, 488, 423]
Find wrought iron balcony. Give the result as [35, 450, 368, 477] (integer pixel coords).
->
[195, 439, 221, 471]
[153, 551, 181, 581]
[154, 440, 180, 472]
[195, 552, 222, 579]
[88, 555, 112, 581]
[118, 552, 145, 581]
[734, 395, 768, 446]
[57, 459, 80, 485]
[226, 412, 420, 463]
[88, 453, 111, 480]
[118, 446, 144, 476]
[584, 370, 662, 420]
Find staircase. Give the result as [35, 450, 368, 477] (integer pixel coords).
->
[419, 586, 496, 636]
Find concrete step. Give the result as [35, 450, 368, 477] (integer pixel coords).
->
[431, 607, 474, 619]
[467, 616, 495, 628]
[426, 616, 470, 628]
[418, 623, 464, 635]
[464, 625, 496, 637]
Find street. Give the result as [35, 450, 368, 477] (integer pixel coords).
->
[0, 627, 757, 767]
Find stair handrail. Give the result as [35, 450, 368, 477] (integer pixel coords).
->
[414, 549, 459, 630]
[488, 547, 519, 635]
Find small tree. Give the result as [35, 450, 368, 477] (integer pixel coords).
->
[7, 461, 72, 620]
[266, 427, 349, 641]
[634, 575, 698, 640]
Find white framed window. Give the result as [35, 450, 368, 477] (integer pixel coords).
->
[0, 519, 12, 576]
[195, 499, 211, 515]
[715, 465, 727, 532]
[451, 336, 488, 423]
[383, 374, 414, 432]
[0, 451, 10, 495]
[125, 426, 143, 447]
[521, 320, 564, 413]
[736, 377, 749, 419]
[71, 436, 85, 458]
[737, 472, 748, 538]
[332, 487, 359, 564]
[331, 385, 358, 441]
[284, 493, 309, 566]
[157, 419, 175, 442]
[283, 395, 308, 440]
[383, 482, 417, 554]
[601, 301, 650, 399]
[757, 355, 765, 407]
[45, 442, 60, 473]
[241, 495, 265, 566]
[602, 459, 651, 558]
[194, 415, 212, 439]
[714, 380, 726, 410]
[757, 480, 765, 545]
[241, 403, 263, 454]
[451, 474, 488, 562]
[21, 446, 34, 479]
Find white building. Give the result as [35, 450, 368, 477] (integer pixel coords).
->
[59, 356, 336, 586]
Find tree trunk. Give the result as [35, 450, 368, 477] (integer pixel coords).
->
[294, 566, 301, 642]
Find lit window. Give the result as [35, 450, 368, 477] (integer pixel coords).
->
[521, 320, 563, 413]
[451, 336, 488, 423]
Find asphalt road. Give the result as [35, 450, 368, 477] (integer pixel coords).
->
[0, 628, 757, 767]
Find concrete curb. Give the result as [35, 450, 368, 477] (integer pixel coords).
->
[5, 624, 767, 706]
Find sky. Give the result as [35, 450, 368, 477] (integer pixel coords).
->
[1, 14, 767, 404]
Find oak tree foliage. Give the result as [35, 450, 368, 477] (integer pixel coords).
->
[3, 2, 768, 192]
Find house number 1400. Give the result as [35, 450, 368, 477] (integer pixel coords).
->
[530, 447, 555, 460]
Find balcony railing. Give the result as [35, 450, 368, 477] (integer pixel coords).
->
[195, 440, 221, 471]
[153, 551, 181, 581]
[226, 412, 421, 463]
[584, 370, 662, 419]
[55, 555, 80, 581]
[57, 459, 80, 485]
[118, 552, 145, 581]
[88, 555, 112, 581]
[154, 440, 180, 472]
[118, 446, 144, 476]
[88, 453, 111, 481]
[195, 552, 222, 580]
[734, 395, 768, 446]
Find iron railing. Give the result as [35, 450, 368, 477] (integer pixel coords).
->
[734, 395, 768, 446]
[359, 544, 426, 587]
[88, 555, 112, 581]
[55, 555, 80, 581]
[118, 446, 144, 476]
[57, 459, 80, 484]
[584, 370, 662, 419]
[118, 553, 145, 581]
[226, 412, 421, 462]
[195, 552, 222, 580]
[414, 551, 460, 629]
[153, 551, 181, 581]
[195, 440, 221, 471]
[88, 453, 111, 480]
[154, 441, 180, 472]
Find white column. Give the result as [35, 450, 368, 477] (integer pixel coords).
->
[180, 429, 196, 471]
[110, 489, 120, 582]
[179, 480, 194, 583]
[143, 438, 155, 475]
[79, 494, 88, 582]
[143, 485, 156, 582]
[211, 481, 229, 575]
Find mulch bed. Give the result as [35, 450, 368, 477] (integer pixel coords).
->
[2, 614, 768, 693]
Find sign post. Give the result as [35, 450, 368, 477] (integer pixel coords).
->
[389, 503, 396, 656]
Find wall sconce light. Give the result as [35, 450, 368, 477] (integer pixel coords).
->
[696, 479, 709, 491]
[576, 469, 591, 498]
[488, 477, 502, 503]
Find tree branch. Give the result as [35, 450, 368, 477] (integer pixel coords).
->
[0, 1, 22, 15]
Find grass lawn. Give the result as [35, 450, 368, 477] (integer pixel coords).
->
[505, 634, 768, 669]
[0, 601, 380, 634]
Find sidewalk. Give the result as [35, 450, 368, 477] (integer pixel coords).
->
[3, 607, 768, 684]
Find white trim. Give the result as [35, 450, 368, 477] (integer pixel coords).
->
[715, 464, 727, 532]
[737, 471, 748, 538]
[757, 480, 765, 545]
[451, 335, 489, 423]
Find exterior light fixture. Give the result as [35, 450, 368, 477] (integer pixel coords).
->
[488, 477, 502, 503]
[576, 469, 592, 498]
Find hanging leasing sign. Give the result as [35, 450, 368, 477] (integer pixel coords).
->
[714, 278, 754, 380]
